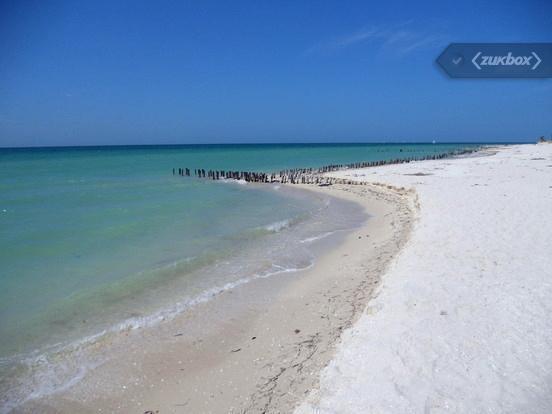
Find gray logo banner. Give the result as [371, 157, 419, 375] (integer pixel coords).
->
[437, 43, 552, 78]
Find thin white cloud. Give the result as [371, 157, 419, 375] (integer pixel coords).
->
[383, 31, 446, 55]
[306, 23, 446, 56]
[332, 28, 379, 48]
[305, 27, 379, 54]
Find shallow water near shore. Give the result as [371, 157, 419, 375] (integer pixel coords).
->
[0, 143, 478, 410]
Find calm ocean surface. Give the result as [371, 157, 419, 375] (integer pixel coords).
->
[0, 143, 479, 408]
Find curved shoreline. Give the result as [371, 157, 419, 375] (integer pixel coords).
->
[17, 182, 415, 413]
[297, 144, 552, 413]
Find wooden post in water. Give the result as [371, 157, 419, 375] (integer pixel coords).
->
[172, 147, 477, 186]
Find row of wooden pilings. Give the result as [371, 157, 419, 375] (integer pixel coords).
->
[173, 148, 477, 186]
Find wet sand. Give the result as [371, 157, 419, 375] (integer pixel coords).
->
[20, 183, 415, 414]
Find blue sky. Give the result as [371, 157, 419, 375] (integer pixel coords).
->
[0, 0, 551, 147]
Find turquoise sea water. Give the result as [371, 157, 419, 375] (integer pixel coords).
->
[0, 143, 479, 409]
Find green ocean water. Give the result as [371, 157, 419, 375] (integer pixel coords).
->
[0, 143, 479, 410]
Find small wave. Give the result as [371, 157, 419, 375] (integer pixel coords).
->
[264, 219, 292, 233]
[152, 256, 197, 271]
[299, 231, 336, 244]
[110, 260, 313, 333]
[1, 259, 313, 413]
[218, 178, 248, 185]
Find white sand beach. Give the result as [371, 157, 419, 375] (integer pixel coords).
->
[297, 144, 552, 413]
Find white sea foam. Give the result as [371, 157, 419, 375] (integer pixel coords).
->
[299, 231, 336, 244]
[264, 219, 293, 232]
[219, 178, 248, 185]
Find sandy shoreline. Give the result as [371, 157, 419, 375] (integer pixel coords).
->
[18, 179, 415, 413]
[298, 143, 552, 413]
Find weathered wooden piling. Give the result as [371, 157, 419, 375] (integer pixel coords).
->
[173, 148, 477, 186]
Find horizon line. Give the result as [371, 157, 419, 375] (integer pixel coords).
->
[0, 140, 533, 150]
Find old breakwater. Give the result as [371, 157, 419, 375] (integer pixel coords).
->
[173, 147, 478, 185]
